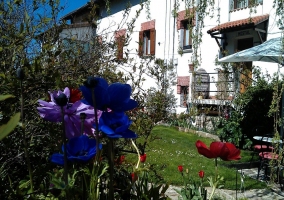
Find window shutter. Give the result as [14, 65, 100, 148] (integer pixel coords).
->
[234, 0, 237, 9]
[150, 29, 156, 55]
[117, 36, 124, 59]
[138, 31, 143, 56]
[180, 29, 184, 49]
[177, 85, 181, 94]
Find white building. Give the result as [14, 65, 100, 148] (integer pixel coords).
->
[59, 0, 283, 114]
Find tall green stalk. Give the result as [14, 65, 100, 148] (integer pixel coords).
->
[19, 79, 34, 194]
[60, 107, 68, 189]
[91, 88, 100, 160]
[108, 139, 115, 199]
[89, 86, 103, 199]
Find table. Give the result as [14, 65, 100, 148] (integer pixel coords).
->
[253, 136, 283, 144]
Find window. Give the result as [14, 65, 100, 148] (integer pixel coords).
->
[181, 20, 192, 50]
[177, 10, 194, 52]
[177, 76, 189, 107]
[233, 0, 263, 9]
[139, 29, 156, 56]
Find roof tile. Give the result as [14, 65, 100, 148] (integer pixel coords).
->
[177, 76, 189, 86]
[208, 14, 269, 33]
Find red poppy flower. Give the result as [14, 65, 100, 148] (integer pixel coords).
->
[195, 140, 215, 159]
[140, 154, 147, 163]
[221, 142, 241, 161]
[198, 170, 204, 178]
[195, 140, 241, 161]
[120, 155, 125, 162]
[178, 165, 183, 172]
[70, 88, 82, 103]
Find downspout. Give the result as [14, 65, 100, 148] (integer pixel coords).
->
[164, 0, 168, 95]
[164, 0, 168, 60]
[168, 0, 171, 63]
[172, 0, 176, 75]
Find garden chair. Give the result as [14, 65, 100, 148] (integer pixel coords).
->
[250, 127, 274, 166]
[256, 134, 281, 180]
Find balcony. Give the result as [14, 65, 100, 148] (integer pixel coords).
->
[230, 0, 263, 11]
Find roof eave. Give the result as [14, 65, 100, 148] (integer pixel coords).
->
[60, 0, 102, 21]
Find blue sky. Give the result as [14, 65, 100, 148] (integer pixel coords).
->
[59, 0, 89, 18]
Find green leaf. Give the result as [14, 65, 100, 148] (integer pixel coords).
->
[20, 22, 24, 33]
[0, 95, 14, 101]
[0, 112, 20, 140]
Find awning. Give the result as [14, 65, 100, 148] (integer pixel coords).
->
[177, 76, 189, 86]
[207, 14, 269, 35]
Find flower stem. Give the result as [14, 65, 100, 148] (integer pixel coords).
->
[91, 88, 100, 160]
[20, 80, 34, 194]
[209, 185, 216, 200]
[131, 139, 140, 168]
[60, 107, 68, 188]
[80, 113, 86, 135]
[108, 139, 114, 199]
[215, 158, 218, 181]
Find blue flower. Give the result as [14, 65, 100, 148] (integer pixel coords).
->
[80, 77, 108, 110]
[105, 83, 138, 112]
[80, 77, 138, 112]
[99, 111, 137, 138]
[50, 135, 102, 166]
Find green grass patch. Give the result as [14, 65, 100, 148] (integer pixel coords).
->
[128, 125, 267, 190]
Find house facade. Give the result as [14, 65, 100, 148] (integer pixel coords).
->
[59, 0, 283, 114]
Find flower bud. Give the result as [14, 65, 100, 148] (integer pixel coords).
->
[54, 93, 68, 107]
[140, 154, 147, 163]
[199, 170, 205, 178]
[84, 76, 98, 88]
[178, 165, 183, 172]
[131, 172, 138, 182]
[80, 113, 86, 120]
[16, 68, 25, 80]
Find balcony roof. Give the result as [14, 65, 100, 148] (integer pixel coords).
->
[207, 14, 269, 34]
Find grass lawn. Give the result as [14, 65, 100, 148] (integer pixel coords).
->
[128, 125, 267, 190]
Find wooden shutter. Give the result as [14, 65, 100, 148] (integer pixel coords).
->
[117, 36, 124, 59]
[240, 62, 252, 94]
[177, 85, 181, 94]
[150, 29, 156, 55]
[96, 35, 102, 44]
[138, 31, 143, 56]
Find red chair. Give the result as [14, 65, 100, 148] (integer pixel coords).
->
[256, 134, 280, 180]
[250, 129, 274, 166]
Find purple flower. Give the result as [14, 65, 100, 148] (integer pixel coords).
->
[49, 87, 70, 106]
[98, 111, 137, 138]
[50, 135, 102, 166]
[37, 88, 101, 139]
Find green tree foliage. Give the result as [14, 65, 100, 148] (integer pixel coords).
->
[0, 0, 178, 198]
[217, 68, 280, 148]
